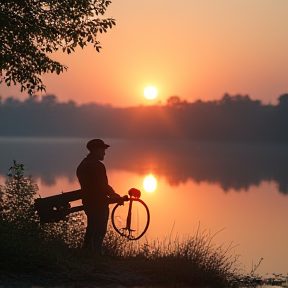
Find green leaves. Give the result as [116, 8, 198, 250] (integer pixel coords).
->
[0, 0, 116, 95]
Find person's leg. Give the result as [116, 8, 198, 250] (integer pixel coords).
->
[92, 207, 109, 254]
[83, 212, 95, 250]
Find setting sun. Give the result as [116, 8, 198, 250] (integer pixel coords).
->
[144, 86, 158, 100]
[143, 174, 157, 193]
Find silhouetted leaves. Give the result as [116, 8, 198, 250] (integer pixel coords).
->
[0, 160, 38, 224]
[0, 0, 115, 95]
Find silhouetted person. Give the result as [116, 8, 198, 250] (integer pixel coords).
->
[76, 139, 127, 254]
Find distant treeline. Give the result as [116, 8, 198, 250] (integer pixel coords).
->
[1, 139, 287, 194]
[0, 93, 288, 142]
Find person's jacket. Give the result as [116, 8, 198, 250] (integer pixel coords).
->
[76, 153, 119, 212]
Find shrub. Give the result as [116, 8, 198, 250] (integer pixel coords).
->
[0, 160, 38, 224]
[0, 161, 85, 273]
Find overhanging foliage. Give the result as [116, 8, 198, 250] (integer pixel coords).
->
[0, 0, 115, 94]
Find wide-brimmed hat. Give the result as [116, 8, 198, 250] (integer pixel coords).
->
[86, 139, 110, 151]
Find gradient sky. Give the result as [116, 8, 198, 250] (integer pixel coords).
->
[1, 0, 288, 107]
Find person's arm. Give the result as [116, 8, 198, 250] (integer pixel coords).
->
[106, 185, 120, 198]
[100, 162, 121, 198]
[99, 162, 127, 203]
[107, 194, 129, 205]
[106, 185, 129, 205]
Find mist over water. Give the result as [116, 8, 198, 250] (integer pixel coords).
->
[0, 137, 287, 194]
[0, 137, 287, 276]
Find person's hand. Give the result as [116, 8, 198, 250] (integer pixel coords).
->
[118, 195, 129, 206]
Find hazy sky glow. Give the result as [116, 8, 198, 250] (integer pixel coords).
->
[1, 0, 288, 107]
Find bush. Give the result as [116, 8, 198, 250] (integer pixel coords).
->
[0, 160, 38, 224]
[0, 160, 86, 274]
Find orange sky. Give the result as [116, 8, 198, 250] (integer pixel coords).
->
[1, 0, 288, 107]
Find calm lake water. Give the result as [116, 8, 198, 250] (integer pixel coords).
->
[0, 137, 287, 277]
